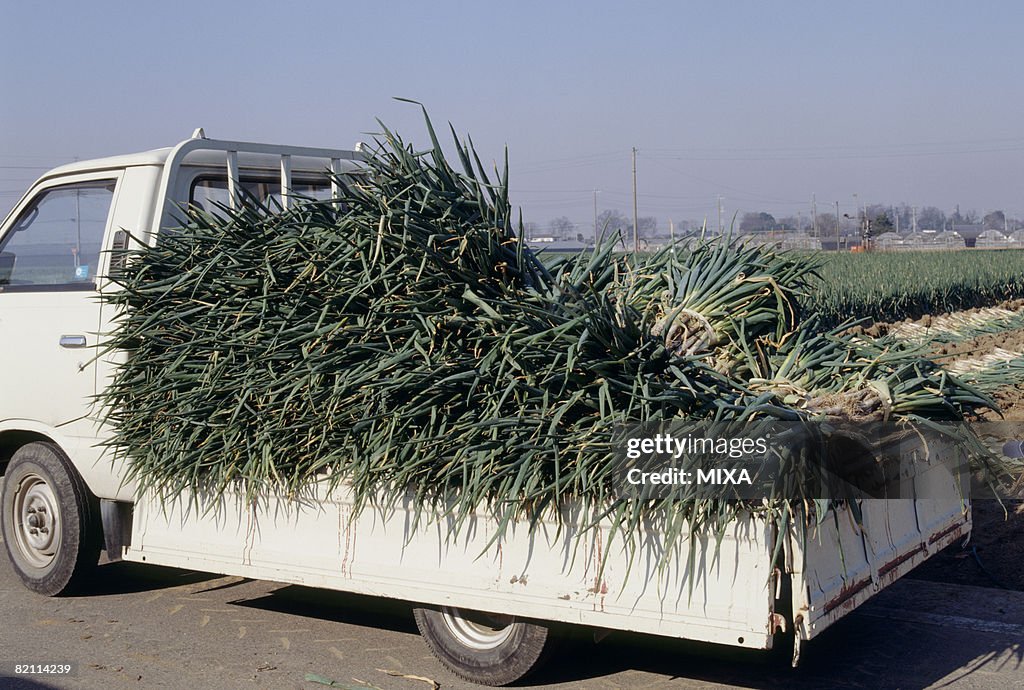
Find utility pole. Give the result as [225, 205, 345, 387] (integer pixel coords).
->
[835, 200, 840, 251]
[593, 189, 599, 246]
[669, 218, 676, 253]
[853, 193, 860, 239]
[912, 206, 917, 233]
[812, 194, 818, 238]
[632, 147, 639, 253]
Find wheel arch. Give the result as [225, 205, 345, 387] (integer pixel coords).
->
[0, 429, 134, 562]
[0, 429, 53, 479]
[0, 421, 133, 501]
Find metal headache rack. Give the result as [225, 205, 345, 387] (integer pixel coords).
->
[153, 127, 365, 227]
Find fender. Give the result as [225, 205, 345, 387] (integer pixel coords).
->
[0, 418, 134, 501]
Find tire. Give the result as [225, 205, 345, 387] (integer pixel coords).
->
[1, 442, 102, 596]
[413, 606, 553, 686]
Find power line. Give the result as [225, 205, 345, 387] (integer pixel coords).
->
[515, 150, 623, 165]
[642, 134, 1024, 154]
[512, 188, 599, 194]
[642, 145, 1024, 162]
[642, 156, 808, 205]
[0, 155, 69, 161]
[515, 151, 629, 174]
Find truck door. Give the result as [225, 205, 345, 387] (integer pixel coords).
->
[0, 173, 121, 442]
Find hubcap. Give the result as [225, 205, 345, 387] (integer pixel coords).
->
[12, 474, 61, 569]
[440, 607, 515, 651]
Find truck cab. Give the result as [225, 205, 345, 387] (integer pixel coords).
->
[0, 133, 363, 503]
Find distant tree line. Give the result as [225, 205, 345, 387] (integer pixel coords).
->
[737, 205, 1021, 238]
[528, 210, 661, 243]
[530, 204, 1022, 244]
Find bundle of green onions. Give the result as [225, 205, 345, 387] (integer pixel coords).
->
[100, 112, 1003, 556]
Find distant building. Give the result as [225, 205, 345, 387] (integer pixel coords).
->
[875, 232, 902, 250]
[737, 233, 821, 251]
[952, 223, 984, 248]
[934, 231, 963, 249]
[525, 239, 590, 252]
[976, 229, 1011, 248]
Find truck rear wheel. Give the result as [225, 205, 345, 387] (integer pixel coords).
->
[1, 442, 101, 596]
[413, 606, 553, 686]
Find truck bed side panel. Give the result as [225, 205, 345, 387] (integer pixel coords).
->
[127, 490, 777, 649]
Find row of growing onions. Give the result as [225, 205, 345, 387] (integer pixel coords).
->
[98, 113, 1009, 563]
[881, 306, 1024, 345]
[811, 249, 1024, 328]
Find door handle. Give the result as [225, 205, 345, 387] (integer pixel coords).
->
[59, 335, 88, 349]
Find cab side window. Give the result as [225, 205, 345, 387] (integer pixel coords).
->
[0, 180, 116, 291]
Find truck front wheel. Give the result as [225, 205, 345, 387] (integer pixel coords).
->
[1, 442, 101, 596]
[413, 606, 553, 686]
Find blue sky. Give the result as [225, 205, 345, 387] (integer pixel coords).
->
[3, 1, 1023, 231]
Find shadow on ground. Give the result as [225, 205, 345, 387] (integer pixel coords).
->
[225, 583, 1024, 689]
[0, 678, 66, 690]
[72, 561, 223, 597]
[231, 584, 420, 636]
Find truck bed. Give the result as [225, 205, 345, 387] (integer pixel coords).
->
[123, 457, 968, 653]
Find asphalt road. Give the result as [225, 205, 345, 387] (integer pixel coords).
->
[1, 539, 1023, 690]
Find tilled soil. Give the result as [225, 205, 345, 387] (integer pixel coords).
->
[931, 326, 1024, 362]
[909, 499, 1024, 591]
[855, 298, 1024, 340]
[983, 386, 1024, 422]
[893, 309, 1024, 589]
[928, 326, 1024, 420]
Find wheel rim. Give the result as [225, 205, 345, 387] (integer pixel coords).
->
[440, 607, 515, 651]
[11, 473, 61, 569]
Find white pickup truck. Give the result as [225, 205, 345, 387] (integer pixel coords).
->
[0, 132, 971, 686]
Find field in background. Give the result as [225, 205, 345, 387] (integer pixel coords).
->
[539, 246, 1024, 327]
[812, 249, 1024, 326]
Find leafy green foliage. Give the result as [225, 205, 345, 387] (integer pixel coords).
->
[99, 112, 1004, 563]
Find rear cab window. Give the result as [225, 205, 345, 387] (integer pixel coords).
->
[189, 176, 334, 214]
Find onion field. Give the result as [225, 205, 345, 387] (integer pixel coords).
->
[810, 249, 1024, 327]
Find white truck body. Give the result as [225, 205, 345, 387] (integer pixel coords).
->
[0, 135, 970, 665]
[130, 481, 968, 653]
